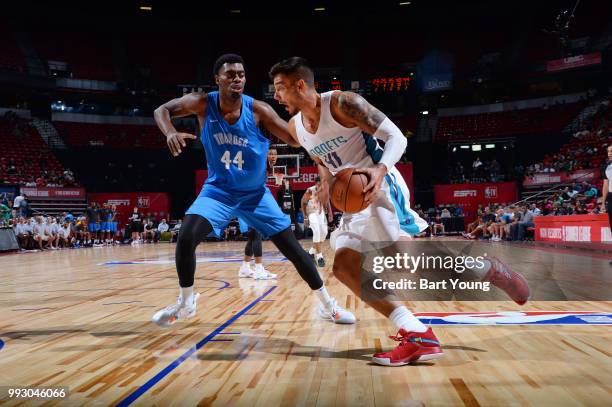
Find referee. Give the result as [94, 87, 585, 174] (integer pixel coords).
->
[601, 144, 612, 265]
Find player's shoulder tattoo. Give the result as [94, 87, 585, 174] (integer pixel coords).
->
[336, 91, 385, 132]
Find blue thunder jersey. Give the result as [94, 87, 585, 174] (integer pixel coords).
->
[201, 92, 269, 193]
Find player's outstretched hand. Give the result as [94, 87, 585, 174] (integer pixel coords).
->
[166, 132, 197, 156]
[355, 164, 387, 206]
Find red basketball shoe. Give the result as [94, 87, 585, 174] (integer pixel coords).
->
[484, 257, 530, 305]
[372, 327, 444, 366]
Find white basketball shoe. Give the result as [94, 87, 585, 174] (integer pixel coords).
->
[152, 293, 201, 328]
[252, 264, 277, 280]
[318, 298, 356, 324]
[238, 262, 254, 278]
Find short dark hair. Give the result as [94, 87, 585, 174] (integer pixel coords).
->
[269, 57, 314, 86]
[213, 53, 244, 76]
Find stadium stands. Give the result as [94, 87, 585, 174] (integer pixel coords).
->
[0, 33, 25, 72]
[435, 102, 585, 141]
[53, 121, 167, 149]
[31, 32, 115, 81]
[0, 117, 66, 185]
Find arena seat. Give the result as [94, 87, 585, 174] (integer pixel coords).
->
[435, 102, 584, 141]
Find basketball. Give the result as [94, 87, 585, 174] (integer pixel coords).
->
[331, 168, 370, 213]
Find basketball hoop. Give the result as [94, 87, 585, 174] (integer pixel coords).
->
[274, 172, 285, 186]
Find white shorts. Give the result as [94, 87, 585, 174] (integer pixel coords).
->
[308, 211, 328, 243]
[330, 166, 427, 253]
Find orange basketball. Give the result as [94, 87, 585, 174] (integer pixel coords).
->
[331, 168, 370, 213]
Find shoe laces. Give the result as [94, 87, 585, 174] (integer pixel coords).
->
[388, 330, 439, 346]
[491, 259, 512, 280]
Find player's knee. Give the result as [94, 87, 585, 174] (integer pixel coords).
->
[177, 230, 197, 252]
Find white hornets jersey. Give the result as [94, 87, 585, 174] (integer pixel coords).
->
[294, 91, 383, 175]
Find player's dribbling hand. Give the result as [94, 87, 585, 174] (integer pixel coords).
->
[317, 180, 331, 208]
[355, 164, 387, 205]
[166, 132, 197, 156]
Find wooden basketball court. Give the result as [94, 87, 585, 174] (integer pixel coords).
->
[0, 240, 610, 406]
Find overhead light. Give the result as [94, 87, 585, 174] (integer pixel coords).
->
[314, 7, 325, 11]
[460, 145, 470, 149]
[421, 110, 429, 115]
[140, 6, 152, 11]
[472, 144, 482, 151]
[230, 9, 240, 13]
[485, 144, 495, 149]
[399, 1, 411, 5]
[452, 147, 457, 152]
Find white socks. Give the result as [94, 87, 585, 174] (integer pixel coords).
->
[469, 259, 492, 280]
[180, 286, 194, 305]
[255, 263, 264, 272]
[309, 247, 316, 255]
[316, 253, 323, 260]
[241, 261, 251, 269]
[389, 306, 428, 333]
[315, 286, 334, 310]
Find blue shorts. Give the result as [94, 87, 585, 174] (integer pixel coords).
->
[238, 217, 249, 234]
[100, 222, 109, 232]
[186, 185, 290, 238]
[88, 222, 100, 233]
[110, 222, 118, 233]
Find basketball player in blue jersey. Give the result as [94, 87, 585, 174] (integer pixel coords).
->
[270, 57, 530, 366]
[151, 54, 354, 327]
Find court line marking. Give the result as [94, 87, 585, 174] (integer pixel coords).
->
[116, 285, 276, 407]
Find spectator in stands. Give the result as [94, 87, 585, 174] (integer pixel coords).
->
[7, 158, 17, 175]
[170, 218, 182, 243]
[472, 157, 483, 178]
[32, 216, 50, 250]
[0, 201, 10, 226]
[12, 193, 25, 217]
[157, 219, 170, 242]
[47, 216, 60, 249]
[144, 220, 157, 243]
[489, 208, 508, 241]
[440, 207, 451, 218]
[58, 221, 74, 248]
[129, 207, 143, 245]
[16, 194, 27, 217]
[512, 205, 535, 241]
[430, 213, 445, 236]
[13, 217, 32, 249]
[463, 216, 485, 239]
[63, 168, 75, 185]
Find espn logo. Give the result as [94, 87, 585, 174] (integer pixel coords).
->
[453, 190, 477, 198]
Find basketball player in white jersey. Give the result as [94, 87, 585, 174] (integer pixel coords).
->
[270, 57, 529, 366]
[302, 177, 333, 267]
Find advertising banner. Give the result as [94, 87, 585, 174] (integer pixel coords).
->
[523, 169, 599, 187]
[88, 192, 171, 226]
[535, 214, 611, 243]
[546, 52, 601, 73]
[434, 182, 518, 222]
[20, 187, 86, 200]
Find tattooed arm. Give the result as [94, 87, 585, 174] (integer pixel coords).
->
[331, 91, 408, 204]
